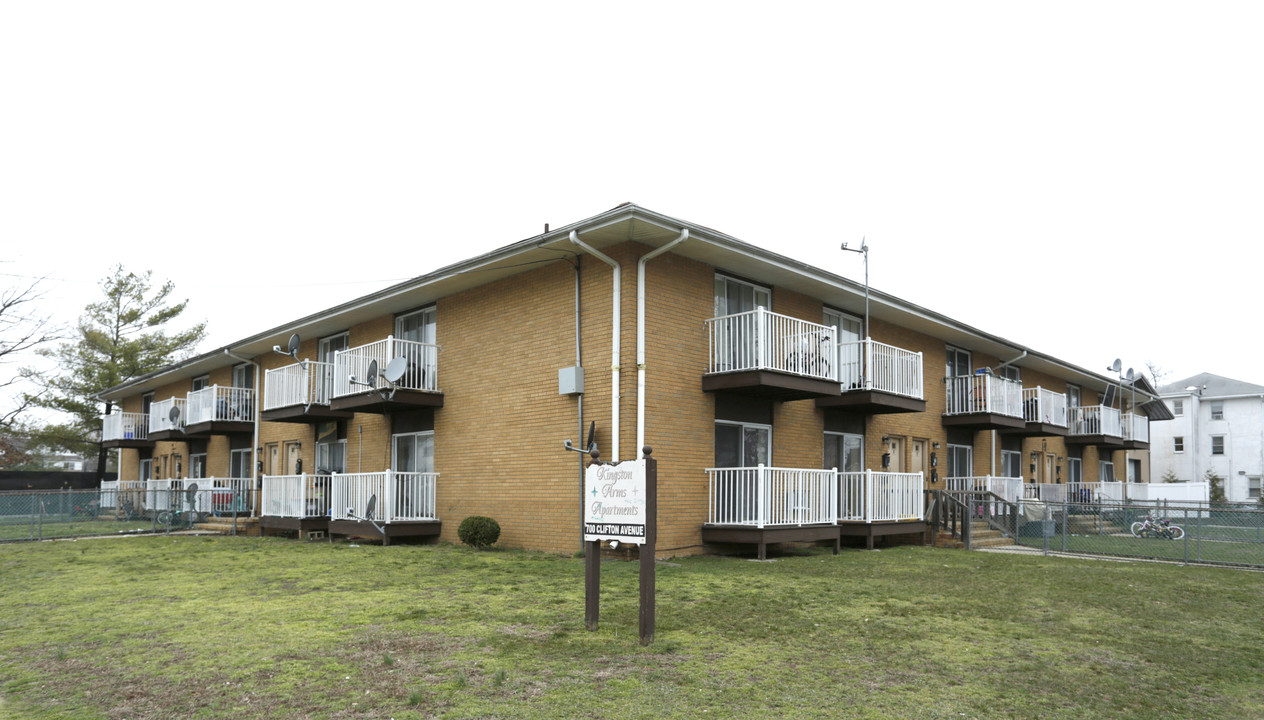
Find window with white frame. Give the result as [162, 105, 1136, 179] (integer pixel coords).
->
[1001, 450, 1022, 478]
[1099, 460, 1115, 482]
[1211, 435, 1225, 455]
[139, 459, 152, 482]
[1173, 436, 1184, 453]
[997, 365, 1021, 383]
[946, 444, 972, 479]
[230, 448, 251, 478]
[318, 332, 349, 363]
[1249, 477, 1261, 500]
[316, 439, 347, 474]
[1210, 401, 1224, 420]
[392, 431, 434, 473]
[714, 275, 771, 318]
[715, 421, 771, 468]
[1066, 383, 1082, 409]
[824, 432, 863, 473]
[190, 453, 206, 479]
[192, 375, 210, 392]
[232, 363, 254, 389]
[1067, 457, 1082, 484]
[1171, 399, 1183, 416]
[395, 308, 436, 345]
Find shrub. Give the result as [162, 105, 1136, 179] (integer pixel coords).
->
[457, 516, 501, 549]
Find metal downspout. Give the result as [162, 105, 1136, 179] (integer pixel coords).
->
[636, 229, 689, 454]
[569, 231, 622, 461]
[224, 349, 261, 517]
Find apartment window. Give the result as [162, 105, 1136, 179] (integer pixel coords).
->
[192, 375, 210, 392]
[1099, 461, 1115, 483]
[316, 439, 347, 474]
[1001, 450, 1022, 478]
[1249, 477, 1261, 500]
[1210, 401, 1224, 420]
[318, 332, 349, 363]
[393, 431, 435, 473]
[946, 444, 973, 479]
[232, 363, 254, 389]
[1171, 399, 1183, 416]
[1128, 459, 1141, 483]
[139, 459, 152, 482]
[714, 275, 771, 317]
[715, 421, 771, 468]
[1211, 436, 1225, 455]
[824, 309, 864, 388]
[189, 453, 206, 479]
[1173, 436, 1184, 453]
[230, 448, 252, 478]
[1066, 383, 1082, 409]
[141, 392, 154, 417]
[1067, 457, 1082, 484]
[824, 432, 863, 473]
[396, 308, 437, 345]
[997, 365, 1021, 383]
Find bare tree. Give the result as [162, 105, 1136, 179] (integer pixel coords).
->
[1144, 360, 1169, 391]
[0, 277, 60, 430]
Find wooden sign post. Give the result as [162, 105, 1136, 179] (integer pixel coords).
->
[583, 447, 657, 645]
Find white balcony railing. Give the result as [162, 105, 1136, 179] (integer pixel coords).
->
[332, 337, 439, 399]
[148, 397, 187, 434]
[100, 480, 120, 508]
[330, 471, 439, 523]
[706, 466, 839, 527]
[1068, 405, 1122, 437]
[186, 385, 255, 425]
[102, 412, 149, 442]
[264, 361, 335, 411]
[839, 470, 925, 523]
[146, 477, 255, 515]
[945, 476, 1025, 504]
[1021, 387, 1067, 427]
[1123, 412, 1149, 443]
[261, 473, 333, 518]
[839, 338, 924, 399]
[944, 373, 1023, 417]
[705, 308, 838, 383]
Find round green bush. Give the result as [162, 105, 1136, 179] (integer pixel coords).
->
[457, 515, 501, 549]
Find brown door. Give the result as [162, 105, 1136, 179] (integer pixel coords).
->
[266, 443, 279, 476]
[911, 439, 927, 482]
[887, 437, 905, 472]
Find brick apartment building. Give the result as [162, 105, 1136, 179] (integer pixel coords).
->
[98, 203, 1172, 556]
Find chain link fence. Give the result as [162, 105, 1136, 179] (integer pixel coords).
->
[0, 486, 244, 542]
[943, 491, 1264, 568]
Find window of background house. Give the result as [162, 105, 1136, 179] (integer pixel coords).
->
[1211, 436, 1225, 455]
[1171, 399, 1183, 416]
[1249, 477, 1261, 500]
[1210, 401, 1224, 420]
[1174, 436, 1184, 453]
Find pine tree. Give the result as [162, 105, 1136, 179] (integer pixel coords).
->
[26, 266, 206, 481]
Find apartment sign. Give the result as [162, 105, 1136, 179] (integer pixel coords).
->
[584, 459, 647, 544]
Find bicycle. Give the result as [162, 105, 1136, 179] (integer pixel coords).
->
[157, 484, 200, 530]
[1130, 513, 1185, 540]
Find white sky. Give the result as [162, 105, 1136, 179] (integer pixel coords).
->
[3, 1, 1262, 417]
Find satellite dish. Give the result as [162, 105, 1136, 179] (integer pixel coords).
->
[585, 420, 596, 453]
[365, 494, 377, 522]
[365, 359, 379, 387]
[169, 405, 181, 423]
[1126, 368, 1135, 382]
[287, 333, 301, 357]
[382, 356, 407, 385]
[1109, 358, 1122, 373]
[185, 483, 198, 505]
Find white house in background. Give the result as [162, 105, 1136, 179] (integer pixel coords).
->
[1151, 373, 1264, 502]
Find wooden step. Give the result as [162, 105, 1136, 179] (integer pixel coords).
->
[193, 517, 261, 536]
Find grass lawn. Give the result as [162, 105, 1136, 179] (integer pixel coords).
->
[2, 537, 1262, 720]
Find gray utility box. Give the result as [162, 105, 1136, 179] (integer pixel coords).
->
[558, 366, 585, 396]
